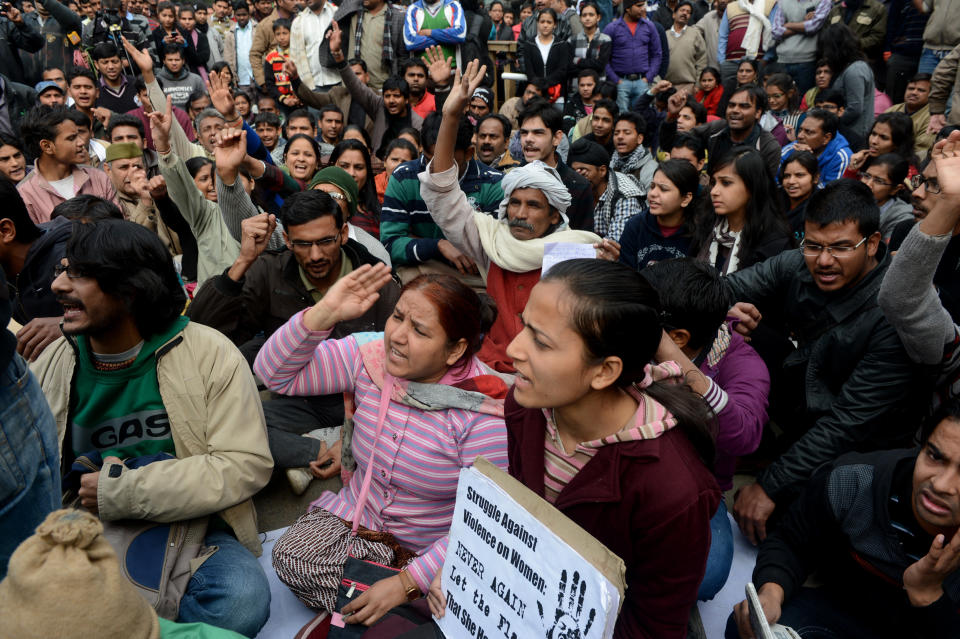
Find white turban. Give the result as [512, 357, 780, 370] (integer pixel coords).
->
[495, 160, 572, 223]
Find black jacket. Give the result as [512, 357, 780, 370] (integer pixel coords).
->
[555, 156, 595, 233]
[187, 239, 401, 362]
[20, 0, 84, 84]
[0, 15, 43, 84]
[755, 448, 960, 638]
[9, 216, 71, 324]
[726, 245, 929, 501]
[521, 38, 571, 90]
[660, 117, 782, 177]
[0, 74, 36, 138]
[150, 24, 209, 74]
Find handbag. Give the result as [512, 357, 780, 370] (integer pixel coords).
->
[62, 452, 215, 620]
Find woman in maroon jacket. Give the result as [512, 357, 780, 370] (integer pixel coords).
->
[502, 259, 720, 639]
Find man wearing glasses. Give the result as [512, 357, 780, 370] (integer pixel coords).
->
[724, 178, 928, 546]
[189, 188, 400, 494]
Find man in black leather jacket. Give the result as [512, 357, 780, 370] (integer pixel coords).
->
[725, 179, 929, 546]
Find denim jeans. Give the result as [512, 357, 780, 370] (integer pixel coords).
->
[782, 62, 816, 95]
[698, 501, 733, 601]
[617, 77, 649, 113]
[0, 354, 60, 580]
[919, 47, 950, 75]
[178, 530, 272, 637]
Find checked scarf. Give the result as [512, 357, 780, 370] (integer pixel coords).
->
[353, 3, 397, 73]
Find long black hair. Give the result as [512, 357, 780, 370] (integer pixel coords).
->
[692, 147, 793, 267]
[816, 23, 865, 76]
[541, 259, 716, 464]
[329, 139, 380, 223]
[65, 220, 186, 339]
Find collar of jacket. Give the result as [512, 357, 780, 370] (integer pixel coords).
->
[796, 241, 891, 325]
[515, 402, 665, 510]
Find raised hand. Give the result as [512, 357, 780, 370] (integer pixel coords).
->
[237, 213, 277, 265]
[302, 263, 393, 331]
[327, 19, 343, 59]
[929, 113, 947, 136]
[441, 57, 487, 117]
[122, 36, 154, 76]
[207, 72, 237, 121]
[666, 89, 686, 116]
[930, 129, 960, 199]
[129, 167, 150, 199]
[904, 527, 960, 606]
[423, 45, 453, 86]
[214, 127, 248, 174]
[651, 79, 672, 95]
[147, 175, 167, 199]
[147, 95, 174, 153]
[284, 58, 299, 80]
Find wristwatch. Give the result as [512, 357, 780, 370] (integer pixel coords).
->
[399, 570, 421, 602]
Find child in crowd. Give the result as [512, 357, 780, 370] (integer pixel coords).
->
[264, 19, 297, 113]
[765, 73, 802, 140]
[695, 67, 723, 116]
[375, 138, 418, 205]
[801, 59, 832, 110]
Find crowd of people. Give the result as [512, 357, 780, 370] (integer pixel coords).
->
[0, 0, 959, 636]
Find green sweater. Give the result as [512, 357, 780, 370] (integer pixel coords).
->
[71, 317, 190, 459]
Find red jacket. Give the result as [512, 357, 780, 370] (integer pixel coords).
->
[696, 86, 723, 116]
[505, 389, 721, 639]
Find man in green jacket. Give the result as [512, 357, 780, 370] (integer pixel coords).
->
[30, 220, 273, 637]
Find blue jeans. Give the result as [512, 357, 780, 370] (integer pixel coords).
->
[724, 585, 887, 639]
[178, 530, 272, 637]
[783, 62, 816, 95]
[0, 354, 60, 580]
[698, 501, 733, 601]
[919, 47, 951, 75]
[617, 77, 649, 113]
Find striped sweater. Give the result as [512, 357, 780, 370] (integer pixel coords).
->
[253, 312, 509, 592]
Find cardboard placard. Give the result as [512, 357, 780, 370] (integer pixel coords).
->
[436, 458, 626, 639]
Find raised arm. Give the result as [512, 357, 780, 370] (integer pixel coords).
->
[328, 20, 384, 118]
[879, 131, 960, 365]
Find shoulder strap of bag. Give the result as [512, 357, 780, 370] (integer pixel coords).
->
[348, 372, 395, 538]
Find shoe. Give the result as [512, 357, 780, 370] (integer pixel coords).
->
[286, 467, 313, 495]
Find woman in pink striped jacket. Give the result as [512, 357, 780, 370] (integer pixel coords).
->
[253, 263, 509, 629]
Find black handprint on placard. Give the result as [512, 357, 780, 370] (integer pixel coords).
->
[537, 570, 597, 639]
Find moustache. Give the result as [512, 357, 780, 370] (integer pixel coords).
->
[508, 218, 535, 231]
[480, 145, 495, 153]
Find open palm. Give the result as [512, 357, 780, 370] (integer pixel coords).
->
[932, 130, 960, 198]
[320, 263, 393, 324]
[442, 58, 487, 117]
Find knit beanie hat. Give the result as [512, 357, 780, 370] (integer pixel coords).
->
[568, 138, 611, 168]
[308, 165, 359, 220]
[0, 509, 161, 639]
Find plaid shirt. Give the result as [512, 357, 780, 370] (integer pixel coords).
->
[570, 30, 612, 74]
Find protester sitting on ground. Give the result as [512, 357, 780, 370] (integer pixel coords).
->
[420, 61, 604, 373]
[255, 266, 508, 625]
[568, 138, 644, 241]
[282, 132, 321, 189]
[727, 179, 928, 546]
[643, 257, 770, 601]
[18, 106, 121, 224]
[858, 153, 914, 241]
[728, 403, 960, 638]
[668, 131, 708, 180]
[474, 113, 517, 173]
[778, 150, 819, 242]
[845, 111, 919, 178]
[330, 139, 381, 239]
[619, 158, 700, 271]
[816, 23, 875, 150]
[695, 66, 723, 116]
[467, 258, 720, 637]
[691, 148, 793, 276]
[660, 83, 782, 177]
[376, 139, 418, 205]
[611, 111, 657, 195]
[574, 97, 617, 156]
[800, 58, 831, 110]
[0, 178, 69, 362]
[308, 166, 393, 268]
[189, 191, 400, 493]
[763, 73, 802, 140]
[517, 98, 595, 231]
[780, 108, 852, 186]
[31, 219, 273, 636]
[878, 130, 960, 405]
[563, 69, 601, 134]
[885, 73, 935, 158]
[150, 96, 240, 286]
[381, 113, 503, 284]
[327, 21, 423, 160]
